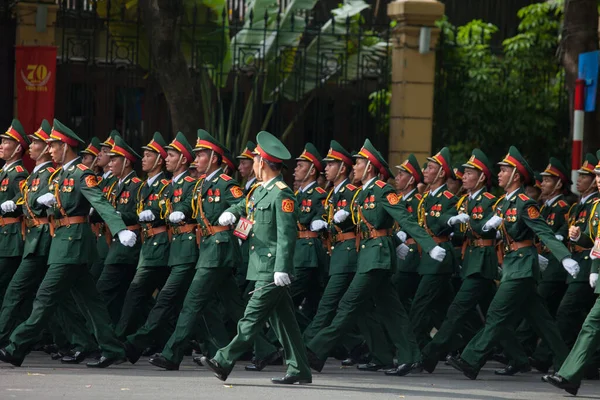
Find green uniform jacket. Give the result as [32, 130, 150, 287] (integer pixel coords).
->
[239, 178, 257, 266]
[417, 184, 458, 275]
[496, 187, 571, 282]
[323, 179, 359, 275]
[104, 171, 143, 265]
[567, 193, 600, 283]
[165, 171, 198, 266]
[20, 162, 54, 258]
[537, 195, 570, 282]
[138, 172, 170, 267]
[295, 181, 327, 269]
[194, 169, 244, 269]
[47, 159, 127, 265]
[461, 190, 499, 280]
[227, 175, 297, 281]
[589, 199, 600, 294]
[395, 189, 423, 273]
[0, 160, 28, 257]
[354, 178, 437, 274]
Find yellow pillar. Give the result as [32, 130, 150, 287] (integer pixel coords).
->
[387, 0, 444, 167]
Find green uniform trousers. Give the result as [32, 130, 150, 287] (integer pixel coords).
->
[160, 267, 276, 365]
[0, 257, 21, 309]
[421, 276, 496, 362]
[89, 234, 110, 282]
[5, 263, 125, 361]
[288, 267, 322, 330]
[307, 269, 421, 364]
[461, 278, 568, 371]
[557, 296, 600, 385]
[409, 274, 455, 348]
[392, 271, 421, 313]
[115, 266, 170, 339]
[214, 280, 312, 379]
[235, 262, 249, 294]
[96, 263, 137, 325]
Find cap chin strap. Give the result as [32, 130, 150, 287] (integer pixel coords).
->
[401, 176, 415, 192]
[8, 144, 22, 161]
[59, 143, 68, 165]
[35, 144, 49, 162]
[203, 150, 214, 175]
[360, 160, 371, 182]
[300, 164, 314, 189]
[258, 158, 264, 181]
[90, 156, 98, 170]
[120, 159, 127, 178]
[469, 172, 486, 194]
[151, 153, 160, 171]
[507, 167, 517, 189]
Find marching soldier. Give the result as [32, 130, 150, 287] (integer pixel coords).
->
[0, 119, 136, 368]
[448, 146, 579, 380]
[0, 119, 29, 307]
[80, 137, 102, 174]
[96, 135, 143, 324]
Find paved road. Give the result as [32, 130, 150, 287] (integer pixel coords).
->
[1, 352, 598, 399]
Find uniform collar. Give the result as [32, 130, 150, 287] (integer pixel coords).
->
[172, 170, 187, 184]
[505, 187, 521, 202]
[2, 160, 21, 170]
[334, 178, 348, 194]
[362, 177, 377, 190]
[301, 180, 317, 192]
[33, 161, 53, 174]
[62, 157, 80, 171]
[102, 170, 112, 179]
[205, 168, 221, 183]
[146, 171, 163, 187]
[245, 176, 256, 191]
[469, 187, 484, 201]
[261, 176, 277, 188]
[545, 194, 561, 207]
[403, 188, 417, 199]
[118, 170, 135, 186]
[581, 192, 595, 204]
[429, 183, 446, 197]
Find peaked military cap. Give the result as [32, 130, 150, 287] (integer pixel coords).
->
[323, 140, 353, 166]
[533, 172, 543, 189]
[81, 137, 102, 157]
[498, 146, 534, 184]
[596, 150, 600, 174]
[165, 132, 194, 163]
[463, 148, 493, 182]
[109, 135, 140, 163]
[354, 139, 385, 173]
[541, 157, 571, 184]
[47, 119, 85, 147]
[578, 153, 598, 175]
[101, 130, 121, 148]
[2, 119, 30, 148]
[29, 119, 52, 142]
[396, 154, 423, 183]
[427, 147, 454, 179]
[142, 131, 168, 159]
[252, 131, 291, 163]
[237, 141, 256, 160]
[296, 142, 324, 172]
[453, 164, 465, 181]
[193, 129, 225, 156]
[379, 155, 394, 181]
[223, 148, 237, 172]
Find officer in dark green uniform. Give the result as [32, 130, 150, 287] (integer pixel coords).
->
[236, 141, 257, 294]
[544, 156, 600, 396]
[448, 146, 579, 380]
[417, 149, 498, 374]
[80, 137, 102, 173]
[305, 139, 446, 377]
[409, 147, 459, 349]
[202, 130, 311, 385]
[0, 119, 136, 368]
[115, 132, 171, 338]
[95, 136, 143, 324]
[0, 119, 29, 307]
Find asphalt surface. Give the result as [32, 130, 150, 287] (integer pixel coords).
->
[1, 352, 598, 399]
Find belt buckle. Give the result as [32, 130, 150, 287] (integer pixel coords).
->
[201, 227, 209, 237]
[172, 226, 181, 235]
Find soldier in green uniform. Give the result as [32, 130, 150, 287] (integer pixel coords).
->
[0, 119, 136, 368]
[0, 119, 29, 307]
[544, 155, 600, 396]
[529, 154, 600, 373]
[417, 149, 498, 374]
[448, 146, 579, 380]
[236, 141, 257, 294]
[115, 132, 171, 339]
[305, 139, 446, 377]
[409, 148, 460, 349]
[80, 137, 102, 174]
[201, 130, 311, 384]
[95, 136, 143, 324]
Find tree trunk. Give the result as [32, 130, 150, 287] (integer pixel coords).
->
[560, 0, 600, 155]
[139, 0, 202, 140]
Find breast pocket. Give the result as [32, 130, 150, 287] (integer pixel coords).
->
[255, 203, 272, 224]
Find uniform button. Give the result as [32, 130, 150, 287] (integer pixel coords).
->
[251, 246, 255, 250]
[112, 239, 116, 242]
[68, 237, 72, 241]
[308, 242, 312, 246]
[153, 242, 158, 246]
[346, 247, 351, 251]
[27, 229, 30, 233]
[331, 246, 335, 250]
[216, 240, 220, 244]
[409, 248, 414, 252]
[189, 236, 193, 240]
[267, 253, 272, 257]
[251, 233, 255, 237]
[53, 234, 56, 237]
[585, 256, 589, 260]
[519, 254, 523, 257]
[361, 245, 365, 249]
[379, 243, 382, 246]
[173, 238, 176, 241]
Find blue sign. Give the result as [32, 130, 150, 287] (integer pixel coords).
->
[579, 51, 600, 112]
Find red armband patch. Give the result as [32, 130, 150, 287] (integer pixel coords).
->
[85, 175, 98, 188]
[281, 199, 294, 213]
[527, 206, 540, 219]
[386, 192, 399, 205]
[230, 186, 244, 198]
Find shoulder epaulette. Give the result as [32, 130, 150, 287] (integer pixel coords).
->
[160, 179, 170, 186]
[415, 193, 423, 200]
[518, 193, 530, 201]
[375, 180, 386, 188]
[15, 165, 25, 173]
[483, 192, 495, 200]
[275, 181, 288, 190]
[315, 187, 326, 194]
[219, 173, 232, 181]
[77, 164, 89, 171]
[47, 167, 56, 173]
[558, 199, 569, 208]
[131, 177, 141, 183]
[443, 190, 454, 199]
[184, 176, 196, 182]
[346, 184, 357, 191]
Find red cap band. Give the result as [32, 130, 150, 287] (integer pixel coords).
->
[50, 129, 79, 147]
[255, 144, 282, 163]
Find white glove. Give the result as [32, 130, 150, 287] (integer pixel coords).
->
[538, 254, 549, 272]
[590, 273, 599, 289]
[0, 200, 16, 213]
[117, 230, 136, 247]
[428, 245, 446, 262]
[448, 213, 470, 226]
[310, 220, 328, 232]
[274, 272, 291, 287]
[89, 207, 95, 216]
[482, 215, 503, 232]
[36, 193, 56, 207]
[168, 211, 185, 224]
[396, 244, 410, 260]
[333, 210, 350, 224]
[396, 231, 407, 243]
[555, 234, 564, 242]
[218, 211, 237, 226]
[139, 210, 155, 222]
[562, 257, 580, 279]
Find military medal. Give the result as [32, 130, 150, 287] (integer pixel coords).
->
[214, 189, 220, 202]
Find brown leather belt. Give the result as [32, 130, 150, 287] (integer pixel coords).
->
[405, 238, 417, 245]
[169, 223, 196, 236]
[126, 224, 140, 231]
[196, 224, 231, 237]
[0, 217, 21, 227]
[469, 238, 495, 247]
[142, 224, 167, 239]
[298, 231, 319, 239]
[25, 217, 49, 228]
[53, 216, 87, 229]
[507, 240, 534, 252]
[433, 236, 450, 244]
[572, 245, 592, 253]
[332, 231, 356, 243]
[360, 228, 392, 240]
